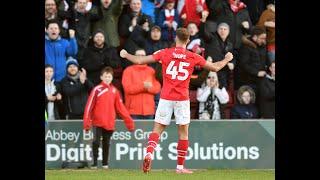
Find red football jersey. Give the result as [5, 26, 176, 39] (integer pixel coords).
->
[153, 47, 207, 101]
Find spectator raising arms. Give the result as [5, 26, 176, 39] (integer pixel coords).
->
[45, 20, 78, 82]
[197, 72, 229, 120]
[91, 0, 124, 48]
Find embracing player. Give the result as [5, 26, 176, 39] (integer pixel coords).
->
[120, 28, 233, 174]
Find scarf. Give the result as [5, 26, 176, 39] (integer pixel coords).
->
[68, 72, 80, 81]
[204, 89, 221, 120]
[164, 9, 178, 40]
[229, 0, 246, 13]
[165, 9, 175, 23]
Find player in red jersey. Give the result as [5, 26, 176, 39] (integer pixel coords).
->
[120, 28, 233, 174]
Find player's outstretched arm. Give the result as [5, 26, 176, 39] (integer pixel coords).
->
[203, 52, 233, 72]
[120, 49, 156, 65]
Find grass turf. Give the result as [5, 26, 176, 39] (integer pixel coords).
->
[45, 169, 275, 180]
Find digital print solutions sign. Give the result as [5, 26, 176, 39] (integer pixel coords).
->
[45, 120, 274, 169]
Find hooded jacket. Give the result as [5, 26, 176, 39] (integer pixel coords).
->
[122, 65, 161, 115]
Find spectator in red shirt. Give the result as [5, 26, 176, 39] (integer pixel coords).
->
[180, 0, 209, 27]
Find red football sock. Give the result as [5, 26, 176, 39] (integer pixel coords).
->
[177, 139, 189, 166]
[146, 132, 160, 154]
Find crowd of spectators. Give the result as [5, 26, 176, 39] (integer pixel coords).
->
[45, 0, 275, 120]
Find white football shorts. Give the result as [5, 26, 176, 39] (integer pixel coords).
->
[154, 98, 190, 125]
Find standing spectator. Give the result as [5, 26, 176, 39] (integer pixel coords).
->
[79, 30, 121, 85]
[257, 3, 275, 62]
[83, 67, 135, 169]
[236, 27, 267, 90]
[69, 0, 103, 59]
[180, 0, 209, 27]
[242, 0, 266, 25]
[209, 0, 252, 51]
[201, 22, 235, 89]
[119, 0, 154, 39]
[60, 57, 94, 119]
[154, 0, 166, 21]
[45, 0, 71, 38]
[197, 72, 229, 120]
[259, 61, 275, 118]
[145, 25, 169, 69]
[122, 49, 161, 119]
[231, 85, 258, 119]
[45, 20, 78, 82]
[145, 25, 169, 56]
[186, 22, 205, 56]
[91, 0, 124, 48]
[119, 0, 154, 68]
[45, 65, 62, 120]
[157, 0, 180, 43]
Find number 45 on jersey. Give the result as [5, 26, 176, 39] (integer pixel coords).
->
[166, 61, 190, 81]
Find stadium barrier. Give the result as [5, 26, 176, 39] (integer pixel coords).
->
[45, 120, 274, 169]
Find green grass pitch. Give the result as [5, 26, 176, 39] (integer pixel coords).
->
[46, 169, 275, 180]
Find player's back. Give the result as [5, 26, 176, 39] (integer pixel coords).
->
[153, 47, 206, 101]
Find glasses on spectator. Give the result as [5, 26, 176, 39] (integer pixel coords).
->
[207, 76, 215, 79]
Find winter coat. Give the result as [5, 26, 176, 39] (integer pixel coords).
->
[45, 35, 78, 82]
[69, 5, 103, 49]
[91, 0, 123, 48]
[237, 37, 267, 86]
[60, 75, 94, 117]
[122, 65, 161, 115]
[209, 0, 252, 49]
[79, 40, 121, 85]
[259, 74, 275, 118]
